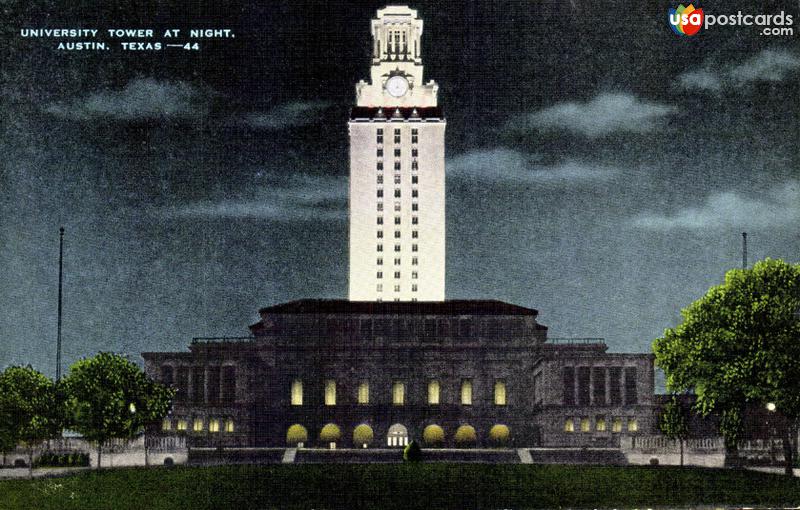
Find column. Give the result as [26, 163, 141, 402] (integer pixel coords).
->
[605, 367, 611, 406]
[589, 365, 595, 406]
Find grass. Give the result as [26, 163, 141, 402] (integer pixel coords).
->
[1, 464, 800, 509]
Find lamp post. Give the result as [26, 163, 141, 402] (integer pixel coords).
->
[766, 402, 777, 464]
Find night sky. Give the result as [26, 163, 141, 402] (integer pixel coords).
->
[1, 1, 798, 380]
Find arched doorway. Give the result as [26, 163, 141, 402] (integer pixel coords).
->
[387, 423, 409, 447]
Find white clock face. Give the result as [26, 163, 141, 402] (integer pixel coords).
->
[385, 75, 409, 97]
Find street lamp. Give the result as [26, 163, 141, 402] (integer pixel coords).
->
[766, 402, 776, 412]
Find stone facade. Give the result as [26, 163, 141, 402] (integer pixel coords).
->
[143, 299, 656, 449]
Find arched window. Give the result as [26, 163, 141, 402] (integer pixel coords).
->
[291, 379, 303, 406]
[564, 418, 575, 433]
[392, 381, 405, 405]
[460, 379, 473, 405]
[580, 418, 590, 432]
[224, 419, 234, 433]
[596, 416, 607, 432]
[494, 380, 507, 406]
[176, 419, 188, 431]
[387, 423, 409, 447]
[192, 418, 204, 432]
[357, 381, 370, 404]
[324, 379, 336, 406]
[161, 418, 171, 431]
[427, 380, 440, 405]
[612, 417, 623, 433]
[209, 419, 220, 433]
[627, 418, 639, 432]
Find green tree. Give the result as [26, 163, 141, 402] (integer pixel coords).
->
[659, 396, 690, 466]
[653, 259, 800, 475]
[0, 366, 63, 477]
[62, 353, 174, 469]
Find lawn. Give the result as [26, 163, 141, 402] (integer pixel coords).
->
[1, 464, 800, 509]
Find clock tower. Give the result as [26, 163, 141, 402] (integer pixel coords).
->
[348, 5, 446, 302]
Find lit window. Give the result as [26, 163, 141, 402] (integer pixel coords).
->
[494, 380, 507, 406]
[412, 257, 418, 265]
[580, 418, 590, 432]
[564, 419, 575, 432]
[291, 379, 303, 406]
[461, 379, 473, 405]
[428, 380, 440, 405]
[627, 418, 639, 432]
[162, 419, 172, 431]
[209, 419, 220, 433]
[193, 418, 204, 432]
[224, 419, 234, 433]
[324, 379, 336, 406]
[357, 381, 369, 404]
[377, 257, 383, 265]
[177, 419, 188, 431]
[392, 381, 405, 405]
[377, 216, 383, 224]
[596, 417, 606, 432]
[612, 417, 623, 433]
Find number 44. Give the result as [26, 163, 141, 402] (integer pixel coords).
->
[183, 43, 199, 50]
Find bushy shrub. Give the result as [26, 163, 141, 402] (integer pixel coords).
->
[422, 425, 445, 447]
[353, 424, 373, 446]
[34, 452, 89, 467]
[488, 424, 510, 446]
[286, 424, 308, 446]
[454, 425, 477, 446]
[403, 440, 422, 462]
[319, 424, 341, 443]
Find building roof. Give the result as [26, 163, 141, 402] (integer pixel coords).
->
[257, 299, 538, 316]
[350, 106, 444, 121]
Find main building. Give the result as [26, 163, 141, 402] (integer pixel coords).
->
[143, 6, 657, 450]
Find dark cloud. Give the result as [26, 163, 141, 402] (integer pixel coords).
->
[679, 48, 800, 92]
[237, 101, 333, 130]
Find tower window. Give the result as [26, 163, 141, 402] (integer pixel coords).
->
[412, 257, 418, 265]
[392, 381, 405, 405]
[376, 284, 383, 292]
[377, 134, 383, 144]
[412, 148, 418, 157]
[377, 271, 383, 279]
[412, 244, 418, 252]
[394, 161, 401, 171]
[412, 231, 418, 239]
[394, 216, 401, 225]
[411, 160, 418, 171]
[394, 244, 400, 252]
[394, 257, 401, 265]
[411, 284, 418, 292]
[377, 244, 383, 252]
[377, 148, 383, 158]
[377, 216, 383, 225]
[394, 175, 401, 185]
[412, 271, 418, 279]
[377, 257, 383, 265]
[393, 284, 400, 292]
[412, 128, 418, 136]
[412, 175, 418, 184]
[412, 216, 418, 224]
[394, 202, 401, 212]
[412, 203, 418, 211]
[394, 189, 401, 198]
[377, 231, 383, 238]
[377, 202, 383, 211]
[377, 175, 383, 184]
[394, 231, 400, 238]
[394, 148, 400, 157]
[394, 271, 400, 279]
[412, 189, 418, 198]
[377, 189, 383, 198]
[494, 380, 507, 406]
[394, 128, 401, 135]
[394, 135, 400, 144]
[412, 135, 418, 144]
[377, 161, 383, 171]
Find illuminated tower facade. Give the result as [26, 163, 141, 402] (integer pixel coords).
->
[348, 5, 446, 302]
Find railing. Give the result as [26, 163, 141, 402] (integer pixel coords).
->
[547, 338, 606, 345]
[626, 435, 725, 452]
[192, 336, 254, 344]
